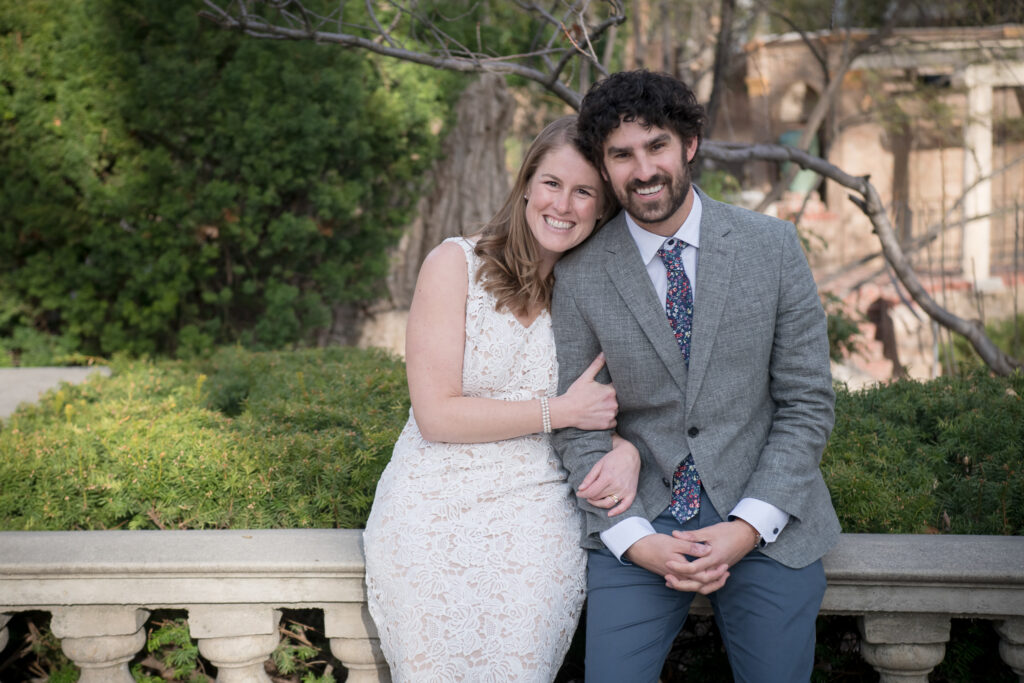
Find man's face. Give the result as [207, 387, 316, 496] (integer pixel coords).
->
[601, 119, 699, 236]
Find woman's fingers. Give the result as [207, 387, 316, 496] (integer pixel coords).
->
[577, 352, 606, 382]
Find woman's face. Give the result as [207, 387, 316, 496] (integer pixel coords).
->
[524, 144, 603, 266]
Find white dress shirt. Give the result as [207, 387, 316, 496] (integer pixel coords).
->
[598, 193, 791, 560]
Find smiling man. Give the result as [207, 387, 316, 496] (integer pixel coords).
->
[551, 70, 841, 682]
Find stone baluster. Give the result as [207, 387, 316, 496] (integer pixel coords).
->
[0, 613, 11, 653]
[996, 618, 1024, 681]
[189, 606, 281, 683]
[859, 613, 950, 682]
[50, 607, 149, 683]
[325, 603, 391, 683]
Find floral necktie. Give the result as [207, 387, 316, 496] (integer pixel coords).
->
[657, 238, 701, 523]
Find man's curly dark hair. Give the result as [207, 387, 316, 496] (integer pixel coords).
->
[577, 70, 707, 168]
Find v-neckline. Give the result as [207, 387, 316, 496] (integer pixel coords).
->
[512, 308, 547, 331]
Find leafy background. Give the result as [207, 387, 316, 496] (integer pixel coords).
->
[1, 0, 461, 359]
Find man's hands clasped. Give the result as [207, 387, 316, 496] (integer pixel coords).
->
[561, 352, 761, 594]
[625, 518, 760, 594]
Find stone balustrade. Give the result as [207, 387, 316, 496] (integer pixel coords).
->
[1, 530, 1022, 682]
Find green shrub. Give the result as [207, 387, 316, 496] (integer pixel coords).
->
[0, 346, 409, 531]
[1, 0, 460, 357]
[825, 370, 1024, 535]
[0, 325, 82, 368]
[822, 292, 865, 362]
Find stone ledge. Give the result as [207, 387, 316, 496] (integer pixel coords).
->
[3, 530, 1023, 619]
[2, 530, 1023, 683]
[0, 528, 365, 574]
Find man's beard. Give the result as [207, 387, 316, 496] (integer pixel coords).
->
[616, 167, 691, 226]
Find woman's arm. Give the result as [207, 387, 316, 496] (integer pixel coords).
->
[406, 241, 617, 444]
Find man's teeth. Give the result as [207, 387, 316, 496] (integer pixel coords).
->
[546, 217, 574, 229]
[636, 184, 664, 196]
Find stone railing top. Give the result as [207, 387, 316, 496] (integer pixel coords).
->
[823, 533, 1024, 585]
[4, 530, 1021, 583]
[0, 529, 365, 576]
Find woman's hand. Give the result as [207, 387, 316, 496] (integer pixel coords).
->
[578, 433, 640, 516]
[549, 353, 617, 431]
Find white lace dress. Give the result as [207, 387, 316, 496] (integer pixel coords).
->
[363, 237, 586, 682]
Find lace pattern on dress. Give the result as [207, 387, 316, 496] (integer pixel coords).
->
[363, 237, 586, 682]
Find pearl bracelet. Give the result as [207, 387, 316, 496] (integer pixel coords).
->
[540, 396, 551, 433]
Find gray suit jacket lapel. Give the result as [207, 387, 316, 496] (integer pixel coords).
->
[602, 215, 689, 396]
[686, 191, 735, 415]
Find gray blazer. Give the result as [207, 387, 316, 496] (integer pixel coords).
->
[551, 188, 840, 569]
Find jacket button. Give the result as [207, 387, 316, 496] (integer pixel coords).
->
[688, 427, 699, 437]
[662, 478, 670, 487]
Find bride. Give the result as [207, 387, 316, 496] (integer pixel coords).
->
[363, 116, 639, 681]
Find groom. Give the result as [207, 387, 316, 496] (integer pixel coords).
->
[551, 70, 840, 681]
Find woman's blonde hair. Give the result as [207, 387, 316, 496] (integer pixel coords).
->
[474, 115, 615, 317]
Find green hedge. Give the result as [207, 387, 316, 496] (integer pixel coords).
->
[0, 347, 409, 531]
[3, 348, 1021, 535]
[826, 372, 1024, 536]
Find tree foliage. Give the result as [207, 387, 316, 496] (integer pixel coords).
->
[0, 0, 460, 358]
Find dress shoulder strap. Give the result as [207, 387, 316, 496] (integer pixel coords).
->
[443, 236, 479, 286]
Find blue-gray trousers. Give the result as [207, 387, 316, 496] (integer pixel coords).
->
[585, 489, 826, 682]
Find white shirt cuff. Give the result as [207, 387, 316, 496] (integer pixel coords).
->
[599, 516, 657, 562]
[729, 498, 790, 544]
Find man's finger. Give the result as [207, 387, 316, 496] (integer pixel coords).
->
[607, 492, 636, 516]
[697, 573, 730, 595]
[665, 554, 722, 578]
[665, 568, 730, 593]
[663, 540, 712, 561]
[577, 463, 602, 494]
[671, 529, 709, 545]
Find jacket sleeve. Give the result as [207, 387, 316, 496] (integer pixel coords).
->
[550, 269, 652, 541]
[741, 224, 835, 523]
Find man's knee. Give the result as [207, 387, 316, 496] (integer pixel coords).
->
[713, 556, 825, 682]
[584, 549, 693, 682]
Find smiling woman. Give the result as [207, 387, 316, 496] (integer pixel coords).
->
[473, 116, 618, 324]
[524, 144, 604, 272]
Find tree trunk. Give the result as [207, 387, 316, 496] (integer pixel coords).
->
[386, 73, 516, 308]
[324, 73, 516, 347]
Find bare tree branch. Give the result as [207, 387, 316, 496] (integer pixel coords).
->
[753, 27, 890, 213]
[200, 0, 626, 108]
[704, 141, 1021, 376]
[820, 152, 1024, 290]
[366, 0, 399, 49]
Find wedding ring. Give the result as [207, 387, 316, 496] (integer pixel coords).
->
[609, 494, 620, 504]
